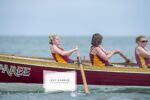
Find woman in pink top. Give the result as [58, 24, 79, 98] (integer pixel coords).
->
[135, 35, 150, 68]
[90, 33, 129, 67]
[49, 35, 78, 63]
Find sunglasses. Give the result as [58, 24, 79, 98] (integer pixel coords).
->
[140, 40, 148, 43]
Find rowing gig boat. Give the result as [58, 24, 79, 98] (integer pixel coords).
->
[0, 54, 150, 91]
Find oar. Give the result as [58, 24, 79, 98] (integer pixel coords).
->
[76, 52, 90, 94]
[119, 52, 130, 63]
[83, 56, 86, 64]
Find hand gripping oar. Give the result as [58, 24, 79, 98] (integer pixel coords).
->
[76, 52, 90, 94]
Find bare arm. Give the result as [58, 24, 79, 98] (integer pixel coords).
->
[137, 47, 150, 58]
[52, 45, 77, 56]
[95, 47, 116, 61]
[99, 46, 129, 62]
[100, 46, 111, 54]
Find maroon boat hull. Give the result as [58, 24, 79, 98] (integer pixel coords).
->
[0, 61, 150, 86]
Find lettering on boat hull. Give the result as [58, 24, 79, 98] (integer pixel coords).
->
[0, 63, 31, 77]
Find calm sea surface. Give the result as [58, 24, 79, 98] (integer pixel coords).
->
[0, 36, 150, 100]
[1, 36, 149, 61]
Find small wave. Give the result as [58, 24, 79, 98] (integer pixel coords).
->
[1, 85, 150, 100]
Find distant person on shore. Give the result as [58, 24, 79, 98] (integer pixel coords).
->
[49, 35, 78, 63]
[135, 35, 150, 68]
[89, 33, 129, 67]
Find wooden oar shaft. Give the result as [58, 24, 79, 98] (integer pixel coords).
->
[119, 52, 129, 62]
[77, 56, 89, 94]
[79, 63, 89, 94]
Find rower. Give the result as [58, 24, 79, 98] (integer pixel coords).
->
[49, 35, 78, 63]
[135, 35, 150, 68]
[89, 33, 129, 67]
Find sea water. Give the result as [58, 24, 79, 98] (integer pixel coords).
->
[1, 36, 149, 62]
[0, 36, 150, 100]
[0, 86, 150, 100]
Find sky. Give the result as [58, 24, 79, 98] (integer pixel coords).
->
[0, 0, 150, 36]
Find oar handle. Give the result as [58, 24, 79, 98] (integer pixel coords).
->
[77, 56, 82, 65]
[119, 52, 130, 63]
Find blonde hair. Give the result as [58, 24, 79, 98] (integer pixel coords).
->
[136, 35, 146, 43]
[49, 35, 57, 45]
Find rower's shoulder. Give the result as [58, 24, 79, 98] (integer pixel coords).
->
[136, 46, 147, 54]
[51, 45, 58, 49]
[94, 46, 101, 50]
[90, 46, 100, 54]
[136, 46, 143, 51]
[51, 45, 59, 52]
[94, 46, 104, 53]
